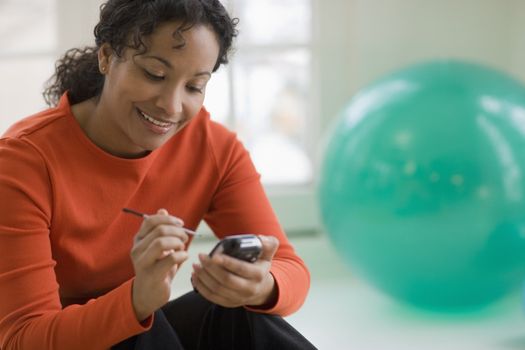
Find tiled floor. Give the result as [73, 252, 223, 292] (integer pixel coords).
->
[172, 233, 525, 350]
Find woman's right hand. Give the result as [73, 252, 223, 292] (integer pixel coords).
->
[130, 208, 189, 322]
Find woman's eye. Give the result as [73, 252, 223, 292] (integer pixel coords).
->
[188, 86, 203, 94]
[144, 70, 165, 81]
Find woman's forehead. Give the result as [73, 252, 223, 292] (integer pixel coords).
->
[142, 22, 214, 49]
[129, 22, 220, 72]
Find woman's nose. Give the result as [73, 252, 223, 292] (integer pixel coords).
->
[156, 87, 183, 116]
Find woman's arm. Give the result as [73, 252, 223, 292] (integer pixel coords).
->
[0, 138, 149, 350]
[198, 126, 311, 316]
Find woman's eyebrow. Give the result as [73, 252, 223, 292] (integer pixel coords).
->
[142, 54, 173, 68]
[141, 55, 211, 77]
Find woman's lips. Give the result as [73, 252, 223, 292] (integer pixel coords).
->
[136, 108, 175, 135]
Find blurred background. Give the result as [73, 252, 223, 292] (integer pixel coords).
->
[3, 0, 525, 348]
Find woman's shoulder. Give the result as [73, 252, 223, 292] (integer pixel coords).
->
[2, 96, 73, 142]
[195, 106, 242, 149]
[3, 108, 61, 139]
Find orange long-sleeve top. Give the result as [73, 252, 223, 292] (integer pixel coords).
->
[0, 94, 310, 350]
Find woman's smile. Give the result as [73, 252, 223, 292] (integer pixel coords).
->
[136, 107, 177, 135]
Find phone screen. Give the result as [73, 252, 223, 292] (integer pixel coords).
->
[209, 234, 262, 263]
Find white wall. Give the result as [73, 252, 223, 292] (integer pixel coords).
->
[56, 0, 102, 52]
[317, 0, 525, 131]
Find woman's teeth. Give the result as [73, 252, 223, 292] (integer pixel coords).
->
[138, 110, 172, 127]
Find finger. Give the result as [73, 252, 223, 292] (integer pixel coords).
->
[135, 213, 184, 242]
[137, 215, 184, 241]
[198, 255, 264, 305]
[168, 264, 179, 280]
[214, 253, 268, 283]
[192, 260, 224, 291]
[139, 236, 186, 266]
[147, 254, 186, 292]
[195, 257, 251, 297]
[132, 235, 184, 267]
[191, 268, 240, 307]
[151, 250, 188, 280]
[157, 208, 184, 227]
[137, 223, 190, 252]
[132, 226, 188, 262]
[205, 252, 259, 281]
[257, 235, 279, 262]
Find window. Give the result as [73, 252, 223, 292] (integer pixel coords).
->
[206, 0, 315, 186]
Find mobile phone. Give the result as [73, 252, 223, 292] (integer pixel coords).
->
[209, 234, 262, 263]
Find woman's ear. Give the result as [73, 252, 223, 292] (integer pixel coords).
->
[98, 43, 113, 74]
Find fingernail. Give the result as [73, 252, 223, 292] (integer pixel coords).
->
[258, 235, 270, 244]
[260, 235, 277, 244]
[171, 216, 184, 226]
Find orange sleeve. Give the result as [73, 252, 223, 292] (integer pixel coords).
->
[0, 138, 151, 350]
[203, 129, 310, 316]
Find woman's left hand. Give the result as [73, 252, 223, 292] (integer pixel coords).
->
[191, 235, 279, 308]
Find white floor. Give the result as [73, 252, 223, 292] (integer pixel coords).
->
[172, 233, 525, 350]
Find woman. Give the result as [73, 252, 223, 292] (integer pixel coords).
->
[0, 0, 315, 349]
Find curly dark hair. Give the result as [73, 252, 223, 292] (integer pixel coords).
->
[43, 0, 238, 106]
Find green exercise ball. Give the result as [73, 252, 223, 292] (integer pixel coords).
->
[319, 60, 525, 312]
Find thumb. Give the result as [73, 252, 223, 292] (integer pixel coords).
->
[258, 235, 279, 262]
[157, 208, 169, 216]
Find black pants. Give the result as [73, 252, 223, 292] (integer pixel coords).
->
[112, 292, 317, 350]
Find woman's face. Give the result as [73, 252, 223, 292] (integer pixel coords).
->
[96, 22, 220, 157]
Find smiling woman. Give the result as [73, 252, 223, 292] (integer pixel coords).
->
[69, 22, 219, 157]
[0, 1, 315, 349]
